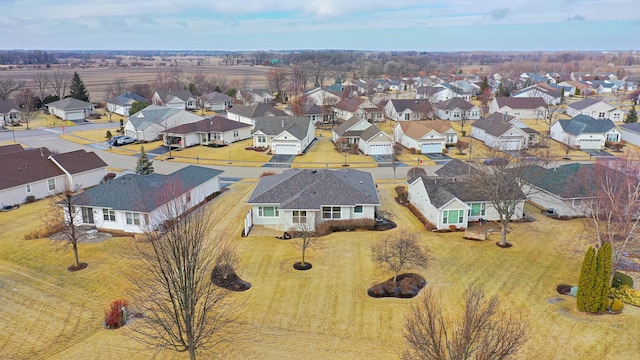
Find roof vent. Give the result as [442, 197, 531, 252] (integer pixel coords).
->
[312, 170, 317, 173]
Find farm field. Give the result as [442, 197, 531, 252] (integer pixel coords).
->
[1, 183, 639, 359]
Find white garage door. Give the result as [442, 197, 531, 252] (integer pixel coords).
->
[578, 139, 602, 150]
[421, 142, 442, 154]
[369, 143, 392, 155]
[499, 139, 522, 151]
[274, 144, 298, 155]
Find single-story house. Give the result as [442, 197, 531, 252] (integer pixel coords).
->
[162, 116, 252, 148]
[226, 103, 287, 128]
[520, 163, 595, 217]
[432, 98, 480, 121]
[46, 98, 95, 121]
[285, 103, 334, 125]
[550, 115, 620, 150]
[511, 85, 562, 105]
[0, 99, 21, 127]
[333, 97, 378, 121]
[434, 158, 476, 177]
[106, 92, 146, 116]
[407, 175, 526, 230]
[566, 98, 625, 122]
[332, 116, 394, 155]
[246, 168, 381, 231]
[619, 122, 640, 147]
[236, 89, 274, 105]
[488, 97, 547, 119]
[303, 87, 342, 106]
[0, 145, 107, 206]
[198, 92, 234, 111]
[252, 116, 315, 155]
[470, 117, 532, 151]
[125, 105, 204, 142]
[68, 165, 223, 233]
[384, 99, 434, 121]
[393, 120, 457, 154]
[471, 112, 539, 149]
[151, 90, 197, 110]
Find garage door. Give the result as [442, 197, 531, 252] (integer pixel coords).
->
[421, 142, 442, 154]
[499, 139, 522, 151]
[274, 144, 298, 155]
[369, 144, 392, 155]
[578, 139, 602, 150]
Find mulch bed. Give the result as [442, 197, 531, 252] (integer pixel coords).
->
[496, 242, 513, 248]
[68, 263, 88, 272]
[373, 220, 397, 231]
[557, 284, 573, 295]
[293, 262, 312, 270]
[368, 273, 426, 298]
[211, 265, 251, 292]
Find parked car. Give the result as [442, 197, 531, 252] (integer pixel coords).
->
[114, 136, 135, 146]
[107, 135, 126, 146]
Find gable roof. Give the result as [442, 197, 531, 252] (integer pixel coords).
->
[397, 120, 454, 139]
[252, 116, 311, 140]
[165, 116, 251, 134]
[556, 115, 617, 135]
[434, 159, 476, 177]
[199, 92, 233, 103]
[521, 163, 595, 199]
[567, 98, 613, 111]
[619, 122, 640, 134]
[494, 97, 547, 110]
[0, 99, 20, 113]
[46, 97, 92, 110]
[107, 92, 145, 106]
[471, 118, 521, 137]
[228, 103, 287, 119]
[387, 99, 432, 112]
[486, 112, 517, 122]
[432, 97, 475, 111]
[333, 116, 365, 137]
[127, 105, 202, 130]
[155, 90, 194, 103]
[70, 165, 223, 212]
[0, 148, 106, 191]
[335, 97, 365, 112]
[247, 168, 380, 209]
[0, 143, 24, 155]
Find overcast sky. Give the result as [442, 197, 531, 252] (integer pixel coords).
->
[1, 0, 639, 51]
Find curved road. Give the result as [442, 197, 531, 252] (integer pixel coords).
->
[1, 123, 434, 180]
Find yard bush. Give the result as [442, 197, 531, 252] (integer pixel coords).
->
[102, 173, 116, 183]
[613, 271, 634, 288]
[610, 285, 640, 307]
[23, 223, 64, 240]
[260, 171, 276, 177]
[395, 185, 408, 204]
[610, 299, 625, 312]
[25, 195, 36, 203]
[409, 147, 416, 154]
[105, 130, 112, 139]
[314, 219, 376, 237]
[406, 203, 435, 230]
[104, 299, 129, 329]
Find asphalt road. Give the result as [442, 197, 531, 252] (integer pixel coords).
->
[0, 123, 430, 180]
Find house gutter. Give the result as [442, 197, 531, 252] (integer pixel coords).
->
[48, 155, 73, 189]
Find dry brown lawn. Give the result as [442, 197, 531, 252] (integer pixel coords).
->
[155, 139, 270, 166]
[293, 131, 377, 169]
[2, 183, 640, 359]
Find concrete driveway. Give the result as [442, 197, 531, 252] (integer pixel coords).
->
[263, 154, 296, 168]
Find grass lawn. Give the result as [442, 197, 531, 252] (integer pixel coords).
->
[293, 133, 377, 169]
[154, 139, 270, 166]
[1, 183, 640, 359]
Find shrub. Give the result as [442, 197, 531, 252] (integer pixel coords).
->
[103, 173, 116, 183]
[395, 185, 408, 204]
[409, 147, 416, 154]
[442, 148, 448, 154]
[25, 195, 36, 203]
[613, 271, 634, 288]
[105, 130, 112, 139]
[314, 219, 376, 236]
[448, 224, 457, 231]
[406, 203, 434, 230]
[104, 299, 129, 329]
[260, 171, 276, 177]
[350, 143, 359, 154]
[610, 285, 640, 307]
[23, 223, 64, 240]
[610, 299, 624, 312]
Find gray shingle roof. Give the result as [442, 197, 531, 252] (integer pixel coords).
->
[46, 97, 93, 110]
[432, 97, 475, 111]
[333, 116, 362, 137]
[557, 115, 616, 135]
[107, 92, 145, 106]
[495, 97, 547, 110]
[165, 116, 250, 134]
[388, 99, 432, 112]
[619, 122, 640, 134]
[521, 164, 595, 198]
[70, 165, 223, 212]
[412, 175, 526, 208]
[471, 118, 517, 137]
[227, 103, 286, 119]
[247, 168, 380, 209]
[199, 92, 233, 103]
[127, 105, 202, 130]
[434, 159, 476, 177]
[156, 90, 194, 103]
[252, 116, 311, 140]
[0, 99, 19, 113]
[567, 98, 611, 110]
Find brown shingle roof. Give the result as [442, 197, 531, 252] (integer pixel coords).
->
[495, 97, 547, 109]
[0, 143, 24, 155]
[335, 97, 365, 112]
[51, 150, 108, 175]
[398, 120, 454, 139]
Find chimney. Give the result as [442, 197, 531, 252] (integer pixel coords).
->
[281, 118, 284, 127]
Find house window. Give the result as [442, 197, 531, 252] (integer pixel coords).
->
[125, 212, 141, 225]
[598, 112, 605, 119]
[469, 203, 486, 217]
[82, 207, 94, 224]
[293, 210, 307, 224]
[443, 209, 463, 224]
[25, 184, 32, 193]
[607, 133, 619, 142]
[354, 205, 363, 213]
[103, 209, 116, 221]
[233, 130, 239, 138]
[48, 178, 55, 191]
[446, 134, 455, 144]
[186, 191, 191, 203]
[573, 199, 582, 207]
[257, 136, 266, 144]
[322, 206, 341, 219]
[258, 206, 279, 217]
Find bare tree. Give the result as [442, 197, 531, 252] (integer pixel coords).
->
[406, 167, 427, 180]
[291, 63, 311, 97]
[371, 230, 428, 283]
[106, 77, 129, 98]
[45, 181, 87, 271]
[47, 71, 71, 99]
[403, 287, 529, 360]
[291, 220, 321, 270]
[16, 87, 38, 129]
[170, 66, 183, 90]
[0, 77, 26, 100]
[153, 71, 174, 92]
[33, 72, 49, 104]
[267, 67, 288, 101]
[131, 180, 235, 360]
[187, 70, 210, 96]
[390, 143, 404, 180]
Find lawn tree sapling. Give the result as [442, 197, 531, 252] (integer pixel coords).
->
[291, 219, 322, 270]
[371, 230, 428, 283]
[390, 143, 403, 180]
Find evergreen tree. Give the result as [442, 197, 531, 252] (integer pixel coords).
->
[68, 72, 90, 102]
[625, 106, 637, 124]
[136, 146, 154, 175]
[596, 242, 613, 312]
[129, 101, 149, 115]
[577, 247, 596, 312]
[480, 76, 490, 94]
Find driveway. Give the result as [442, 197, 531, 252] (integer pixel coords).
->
[424, 153, 452, 165]
[263, 154, 296, 168]
[371, 155, 407, 167]
[582, 149, 613, 157]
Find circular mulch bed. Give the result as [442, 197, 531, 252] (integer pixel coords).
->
[293, 262, 312, 270]
[495, 242, 513, 248]
[374, 220, 397, 231]
[368, 273, 426, 298]
[211, 265, 251, 292]
[557, 284, 573, 295]
[68, 263, 88, 272]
